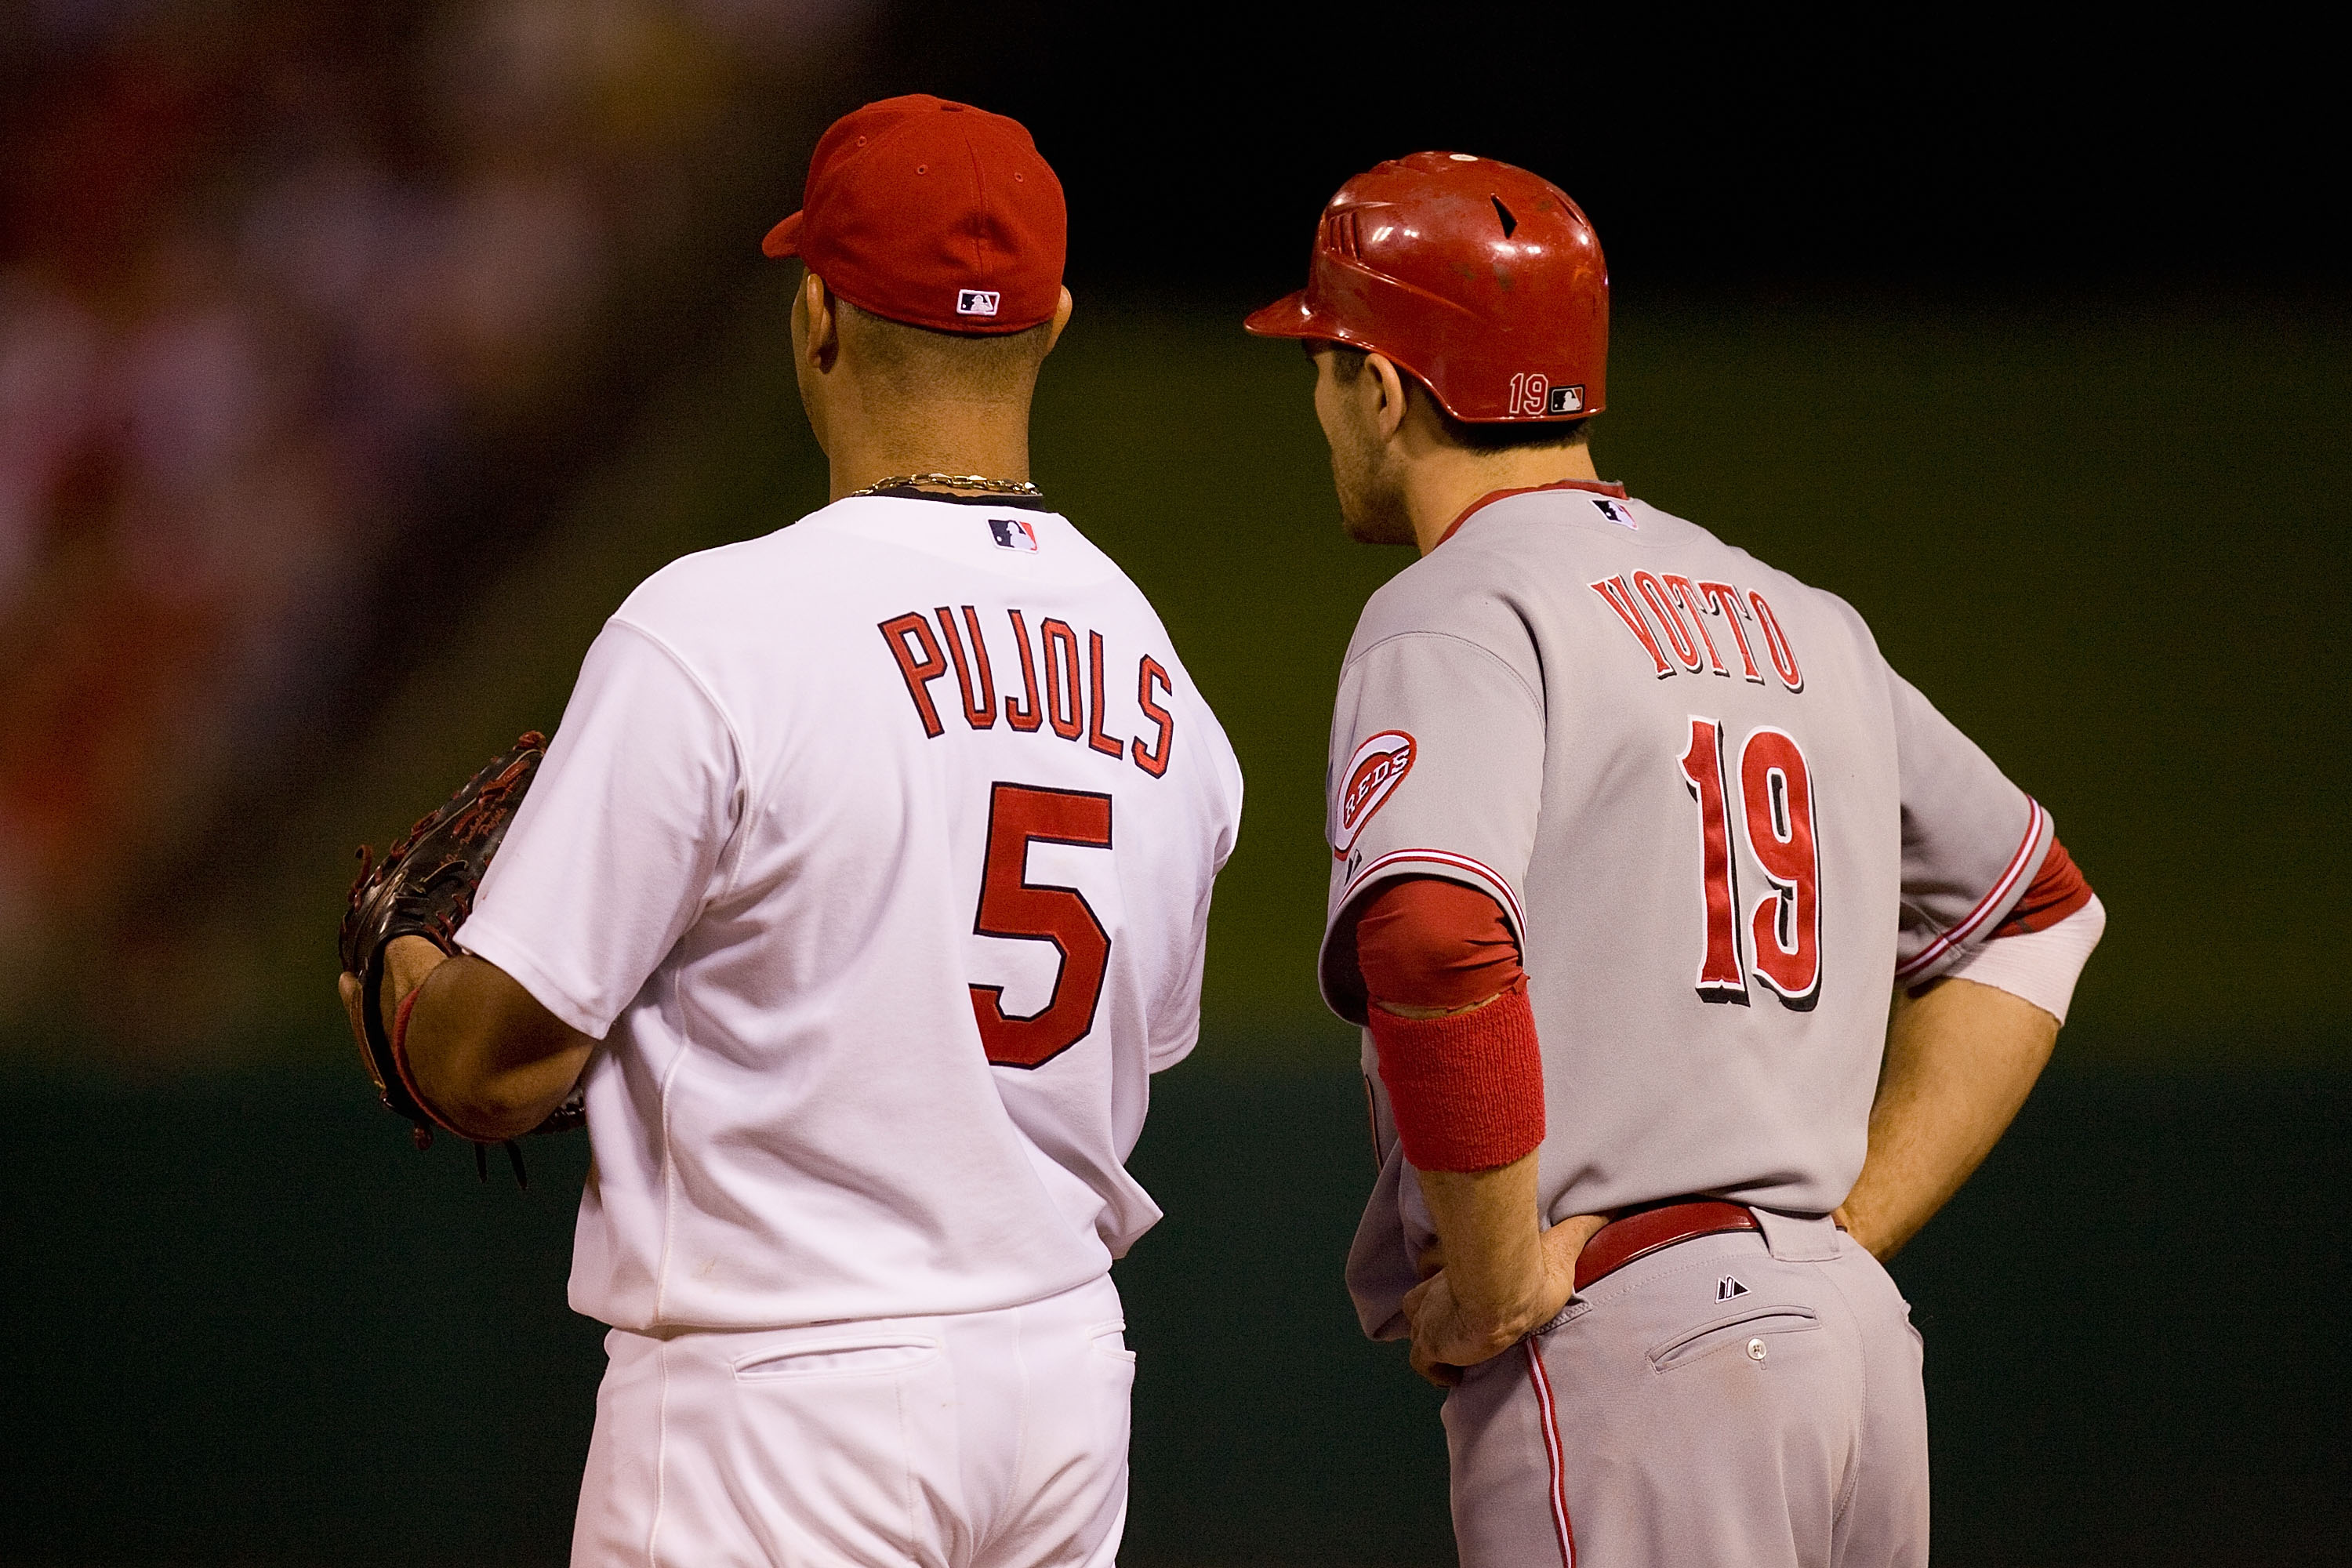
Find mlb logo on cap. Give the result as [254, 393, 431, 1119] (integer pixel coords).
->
[1548, 383, 1586, 415]
[759, 96, 1065, 336]
[989, 517, 1038, 551]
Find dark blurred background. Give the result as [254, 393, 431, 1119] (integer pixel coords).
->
[2, 4, 2344, 1565]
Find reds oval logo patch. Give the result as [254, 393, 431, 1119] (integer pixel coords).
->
[1334, 730, 1416, 854]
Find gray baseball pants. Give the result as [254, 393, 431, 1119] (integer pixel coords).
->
[1444, 1210, 1928, 1568]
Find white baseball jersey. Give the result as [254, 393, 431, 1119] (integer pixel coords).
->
[457, 492, 1242, 1332]
[1323, 481, 2052, 1334]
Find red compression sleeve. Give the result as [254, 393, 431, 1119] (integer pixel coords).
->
[1356, 876, 1525, 1011]
[1354, 877, 1544, 1172]
[1991, 836, 2093, 938]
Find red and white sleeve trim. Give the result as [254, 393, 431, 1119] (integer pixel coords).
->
[1893, 797, 2049, 983]
[1339, 848, 1526, 940]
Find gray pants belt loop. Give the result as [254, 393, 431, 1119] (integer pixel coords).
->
[1753, 1205, 1843, 1262]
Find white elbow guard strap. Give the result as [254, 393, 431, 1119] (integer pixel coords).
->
[1944, 894, 2107, 1025]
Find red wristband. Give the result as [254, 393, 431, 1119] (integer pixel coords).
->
[1367, 978, 1546, 1172]
[388, 984, 466, 1138]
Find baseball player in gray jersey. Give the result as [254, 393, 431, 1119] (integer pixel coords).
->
[1247, 154, 2107, 1566]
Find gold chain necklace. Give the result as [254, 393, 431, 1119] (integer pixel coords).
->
[846, 472, 1043, 499]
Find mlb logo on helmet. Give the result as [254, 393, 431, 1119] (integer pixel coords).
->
[1334, 730, 1415, 852]
[989, 517, 1038, 551]
[1548, 384, 1585, 414]
[958, 289, 1001, 318]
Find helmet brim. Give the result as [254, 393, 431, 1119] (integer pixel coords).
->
[1243, 290, 1342, 340]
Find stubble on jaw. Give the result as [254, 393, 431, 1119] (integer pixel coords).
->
[1329, 413, 1415, 547]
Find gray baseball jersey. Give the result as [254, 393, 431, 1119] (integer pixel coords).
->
[1323, 480, 2053, 1340]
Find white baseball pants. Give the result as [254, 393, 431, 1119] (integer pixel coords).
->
[571, 1274, 1133, 1568]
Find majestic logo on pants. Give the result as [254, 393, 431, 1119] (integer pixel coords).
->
[1334, 731, 1415, 853]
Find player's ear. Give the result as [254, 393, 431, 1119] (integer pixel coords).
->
[800, 270, 840, 374]
[1043, 286, 1074, 356]
[1366, 352, 1410, 442]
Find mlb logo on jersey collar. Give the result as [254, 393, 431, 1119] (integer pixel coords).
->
[1592, 497, 1636, 528]
[989, 517, 1039, 551]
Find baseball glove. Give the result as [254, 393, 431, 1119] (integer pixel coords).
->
[340, 731, 585, 1174]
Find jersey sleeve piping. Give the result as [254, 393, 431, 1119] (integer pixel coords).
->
[604, 614, 759, 903]
[1893, 796, 2049, 982]
[1340, 849, 1526, 941]
[1344, 630, 1544, 716]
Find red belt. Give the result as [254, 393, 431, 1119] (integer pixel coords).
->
[1573, 1199, 1760, 1291]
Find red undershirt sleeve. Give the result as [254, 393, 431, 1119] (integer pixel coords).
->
[1988, 837, 2093, 938]
[1356, 876, 1524, 1008]
[1352, 877, 1545, 1173]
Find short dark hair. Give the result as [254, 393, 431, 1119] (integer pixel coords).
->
[838, 296, 1056, 400]
[1319, 340, 1589, 451]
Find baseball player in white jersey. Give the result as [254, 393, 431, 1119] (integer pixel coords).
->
[339, 96, 1241, 1566]
[1247, 154, 2104, 1565]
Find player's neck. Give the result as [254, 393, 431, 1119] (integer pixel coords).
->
[1400, 441, 1602, 556]
[823, 408, 1036, 502]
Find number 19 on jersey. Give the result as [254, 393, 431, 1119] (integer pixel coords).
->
[1678, 718, 1821, 1011]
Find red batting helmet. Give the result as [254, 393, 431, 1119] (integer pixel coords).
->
[1245, 152, 1607, 423]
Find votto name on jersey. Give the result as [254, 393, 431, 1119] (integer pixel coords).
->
[1592, 571, 1806, 691]
[879, 604, 1179, 779]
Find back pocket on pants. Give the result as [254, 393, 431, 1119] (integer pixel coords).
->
[1650, 1305, 1820, 1372]
[733, 1338, 940, 1380]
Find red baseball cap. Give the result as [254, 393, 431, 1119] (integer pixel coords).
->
[763, 95, 1065, 335]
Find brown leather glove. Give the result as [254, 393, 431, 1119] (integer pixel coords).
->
[339, 731, 584, 1156]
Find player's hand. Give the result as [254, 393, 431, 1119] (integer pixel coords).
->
[1401, 1269, 1475, 1386]
[336, 935, 450, 1060]
[1401, 1214, 1610, 1388]
[1400, 1255, 1563, 1387]
[1539, 1211, 1610, 1287]
[337, 971, 371, 1077]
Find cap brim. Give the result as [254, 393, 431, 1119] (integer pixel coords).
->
[761, 211, 805, 260]
[1243, 289, 1338, 339]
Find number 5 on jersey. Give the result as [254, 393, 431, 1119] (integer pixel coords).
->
[1678, 719, 1820, 1011]
[970, 782, 1115, 1068]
